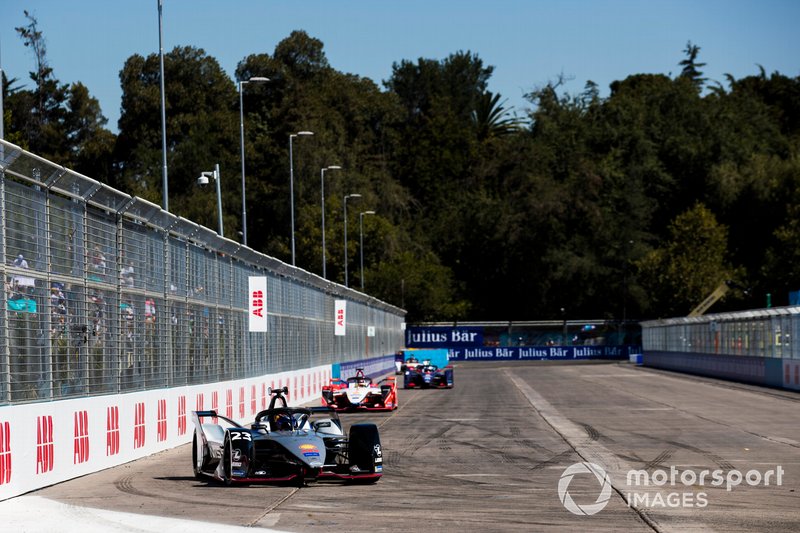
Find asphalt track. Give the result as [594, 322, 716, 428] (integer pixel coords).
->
[5, 360, 800, 532]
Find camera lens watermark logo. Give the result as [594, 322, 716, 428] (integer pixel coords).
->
[558, 462, 613, 515]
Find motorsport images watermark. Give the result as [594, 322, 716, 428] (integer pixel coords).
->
[557, 462, 785, 515]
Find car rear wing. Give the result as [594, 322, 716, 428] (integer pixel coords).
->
[192, 410, 243, 428]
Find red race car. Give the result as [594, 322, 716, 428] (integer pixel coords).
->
[321, 368, 398, 411]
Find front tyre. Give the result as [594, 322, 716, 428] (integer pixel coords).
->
[348, 423, 382, 483]
[192, 433, 205, 480]
[222, 432, 233, 486]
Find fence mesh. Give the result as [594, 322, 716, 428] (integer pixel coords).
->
[0, 140, 405, 405]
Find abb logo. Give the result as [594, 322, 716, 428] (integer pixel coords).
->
[211, 391, 218, 423]
[157, 399, 167, 442]
[177, 395, 187, 436]
[226, 389, 233, 419]
[73, 411, 90, 464]
[239, 387, 245, 419]
[0, 421, 11, 484]
[107, 406, 120, 456]
[251, 290, 264, 317]
[261, 383, 267, 410]
[36, 415, 54, 474]
[196, 393, 204, 412]
[250, 385, 256, 416]
[134, 402, 146, 449]
[336, 308, 345, 326]
[301, 375, 306, 398]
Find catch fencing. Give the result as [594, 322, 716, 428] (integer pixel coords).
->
[641, 306, 800, 390]
[0, 139, 405, 405]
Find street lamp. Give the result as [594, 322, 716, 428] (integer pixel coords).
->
[320, 165, 341, 278]
[359, 210, 375, 291]
[1, 62, 4, 162]
[238, 76, 270, 247]
[343, 194, 361, 287]
[197, 163, 223, 237]
[158, 0, 168, 211]
[289, 131, 314, 266]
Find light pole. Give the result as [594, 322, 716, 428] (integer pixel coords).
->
[238, 76, 269, 247]
[359, 210, 375, 291]
[1, 59, 4, 162]
[289, 131, 314, 266]
[320, 165, 341, 278]
[343, 194, 361, 287]
[198, 163, 223, 237]
[158, 0, 168, 211]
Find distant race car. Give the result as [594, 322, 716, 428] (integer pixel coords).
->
[321, 368, 398, 411]
[397, 356, 419, 374]
[191, 386, 383, 486]
[404, 362, 454, 389]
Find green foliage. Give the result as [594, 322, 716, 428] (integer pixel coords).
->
[5, 23, 800, 322]
[115, 46, 238, 231]
[636, 203, 744, 315]
[368, 250, 470, 321]
[7, 11, 114, 172]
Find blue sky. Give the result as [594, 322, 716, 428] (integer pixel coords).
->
[1, 0, 799, 133]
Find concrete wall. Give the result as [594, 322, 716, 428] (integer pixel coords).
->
[643, 351, 792, 390]
[0, 364, 331, 501]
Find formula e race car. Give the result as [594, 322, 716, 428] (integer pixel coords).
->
[404, 362, 454, 389]
[396, 355, 419, 374]
[321, 368, 398, 411]
[191, 387, 382, 486]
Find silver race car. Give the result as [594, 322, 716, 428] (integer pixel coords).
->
[191, 387, 382, 486]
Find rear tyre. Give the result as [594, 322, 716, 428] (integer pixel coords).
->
[348, 423, 382, 483]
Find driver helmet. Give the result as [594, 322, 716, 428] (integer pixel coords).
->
[273, 413, 293, 431]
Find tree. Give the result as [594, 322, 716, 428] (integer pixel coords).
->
[636, 203, 743, 316]
[8, 10, 113, 177]
[472, 91, 523, 142]
[114, 46, 238, 230]
[368, 250, 470, 321]
[679, 41, 706, 90]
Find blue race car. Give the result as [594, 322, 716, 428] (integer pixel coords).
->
[404, 362, 454, 389]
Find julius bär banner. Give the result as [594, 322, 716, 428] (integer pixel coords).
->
[448, 345, 636, 361]
[406, 326, 483, 348]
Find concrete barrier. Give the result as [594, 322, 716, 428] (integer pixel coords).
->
[0, 364, 331, 501]
[642, 351, 790, 389]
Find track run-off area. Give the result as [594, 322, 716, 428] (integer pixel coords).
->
[5, 360, 800, 532]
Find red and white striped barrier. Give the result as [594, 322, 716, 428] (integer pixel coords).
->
[0, 364, 332, 500]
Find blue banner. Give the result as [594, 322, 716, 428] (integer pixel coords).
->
[338, 354, 396, 379]
[406, 326, 483, 348]
[447, 345, 638, 361]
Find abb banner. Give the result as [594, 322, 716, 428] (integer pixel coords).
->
[784, 360, 800, 391]
[248, 276, 268, 332]
[0, 364, 330, 501]
[335, 300, 347, 336]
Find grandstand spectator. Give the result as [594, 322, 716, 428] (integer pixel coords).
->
[91, 246, 107, 279]
[120, 261, 135, 288]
